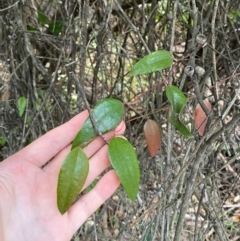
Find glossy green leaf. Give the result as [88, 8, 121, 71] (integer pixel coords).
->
[130, 50, 173, 76]
[72, 98, 124, 149]
[57, 147, 89, 214]
[166, 85, 187, 114]
[169, 117, 193, 138]
[18, 97, 27, 117]
[108, 137, 140, 200]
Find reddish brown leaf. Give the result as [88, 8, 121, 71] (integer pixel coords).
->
[194, 100, 212, 136]
[143, 119, 161, 157]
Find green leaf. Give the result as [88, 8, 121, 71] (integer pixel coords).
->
[108, 137, 140, 200]
[0, 137, 6, 146]
[144, 226, 153, 241]
[57, 147, 89, 214]
[38, 8, 47, 25]
[84, 179, 99, 194]
[34, 101, 40, 111]
[27, 26, 39, 32]
[169, 117, 193, 138]
[166, 85, 187, 114]
[48, 20, 63, 35]
[18, 97, 27, 117]
[129, 50, 173, 76]
[72, 98, 124, 149]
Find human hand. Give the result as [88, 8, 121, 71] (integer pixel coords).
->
[0, 110, 125, 241]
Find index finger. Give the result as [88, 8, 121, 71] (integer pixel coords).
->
[12, 110, 89, 167]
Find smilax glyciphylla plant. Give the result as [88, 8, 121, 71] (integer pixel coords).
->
[57, 98, 140, 214]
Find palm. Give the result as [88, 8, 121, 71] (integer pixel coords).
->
[0, 158, 72, 240]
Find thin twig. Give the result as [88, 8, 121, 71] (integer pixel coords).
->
[0, 1, 18, 12]
[194, 190, 228, 241]
[113, 0, 150, 53]
[72, 0, 107, 144]
[191, 73, 213, 135]
[195, 152, 240, 187]
[70, 72, 107, 144]
[166, 4, 179, 235]
[173, 112, 240, 241]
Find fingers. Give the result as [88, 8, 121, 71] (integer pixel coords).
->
[44, 145, 110, 193]
[43, 121, 125, 179]
[67, 170, 120, 233]
[12, 111, 89, 167]
[83, 121, 126, 157]
[81, 144, 110, 190]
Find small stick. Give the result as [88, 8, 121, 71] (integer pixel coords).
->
[70, 72, 108, 144]
[191, 73, 213, 136]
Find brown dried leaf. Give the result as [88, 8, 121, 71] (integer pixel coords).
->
[1, 91, 10, 101]
[143, 119, 161, 157]
[194, 100, 212, 136]
[232, 215, 240, 223]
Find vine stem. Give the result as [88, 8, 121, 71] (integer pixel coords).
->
[70, 72, 107, 144]
[70, 0, 107, 144]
